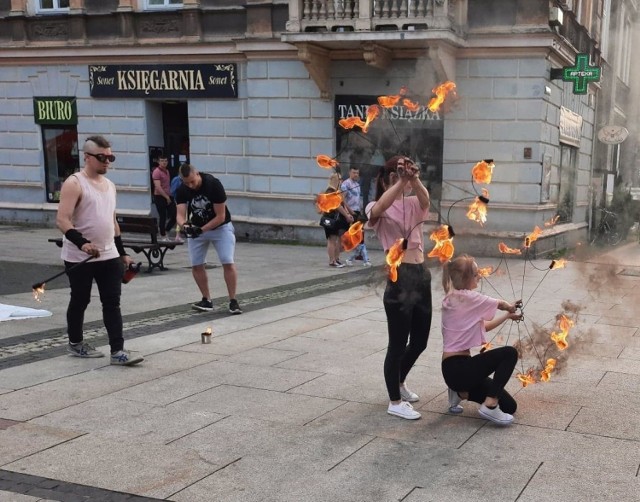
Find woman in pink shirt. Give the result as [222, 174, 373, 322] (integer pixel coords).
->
[441, 254, 522, 425]
[366, 155, 431, 420]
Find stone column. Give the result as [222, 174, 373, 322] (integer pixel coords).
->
[117, 0, 135, 12]
[10, 0, 26, 16]
[356, 0, 372, 31]
[69, 0, 84, 14]
[285, 0, 303, 32]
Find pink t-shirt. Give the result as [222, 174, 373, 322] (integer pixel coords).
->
[152, 167, 171, 196]
[365, 196, 429, 252]
[441, 289, 499, 352]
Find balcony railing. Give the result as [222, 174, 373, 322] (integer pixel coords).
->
[287, 0, 460, 33]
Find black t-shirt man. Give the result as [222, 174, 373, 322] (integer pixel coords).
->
[175, 172, 231, 228]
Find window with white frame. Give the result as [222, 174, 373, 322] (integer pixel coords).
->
[145, 0, 183, 9]
[37, 0, 70, 12]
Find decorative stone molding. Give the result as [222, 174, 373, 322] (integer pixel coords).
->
[361, 42, 392, 70]
[139, 17, 182, 36]
[29, 21, 69, 41]
[297, 42, 331, 100]
[10, 0, 26, 15]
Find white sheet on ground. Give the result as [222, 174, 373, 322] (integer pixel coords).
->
[0, 303, 53, 321]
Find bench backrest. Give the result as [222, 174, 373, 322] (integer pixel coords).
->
[116, 215, 158, 244]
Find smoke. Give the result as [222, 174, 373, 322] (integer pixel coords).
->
[513, 301, 588, 383]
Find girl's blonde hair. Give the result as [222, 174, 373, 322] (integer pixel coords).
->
[442, 254, 476, 293]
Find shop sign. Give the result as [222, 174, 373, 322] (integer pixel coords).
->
[88, 64, 238, 98]
[559, 106, 582, 147]
[335, 95, 442, 128]
[33, 97, 77, 125]
[550, 53, 601, 95]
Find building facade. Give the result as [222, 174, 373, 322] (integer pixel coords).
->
[0, 0, 634, 256]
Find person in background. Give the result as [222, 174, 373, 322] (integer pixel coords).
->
[175, 163, 242, 315]
[366, 155, 431, 420]
[441, 254, 522, 426]
[152, 156, 177, 241]
[56, 135, 143, 366]
[324, 170, 353, 268]
[340, 166, 371, 267]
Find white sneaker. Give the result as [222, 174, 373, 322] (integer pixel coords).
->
[345, 259, 354, 266]
[363, 261, 372, 267]
[399, 385, 419, 403]
[448, 388, 463, 414]
[479, 404, 513, 425]
[387, 401, 421, 420]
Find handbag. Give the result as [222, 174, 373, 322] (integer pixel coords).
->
[319, 211, 340, 230]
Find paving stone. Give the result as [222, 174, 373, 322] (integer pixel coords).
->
[0, 423, 81, 466]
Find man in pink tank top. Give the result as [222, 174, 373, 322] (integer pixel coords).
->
[55, 135, 143, 366]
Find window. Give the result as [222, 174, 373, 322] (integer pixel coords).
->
[42, 126, 80, 203]
[37, 0, 70, 12]
[145, 0, 182, 9]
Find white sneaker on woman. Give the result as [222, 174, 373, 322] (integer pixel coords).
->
[387, 401, 421, 420]
[399, 385, 419, 402]
[448, 388, 463, 414]
[479, 404, 513, 425]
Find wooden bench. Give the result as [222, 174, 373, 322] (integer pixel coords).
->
[48, 215, 183, 273]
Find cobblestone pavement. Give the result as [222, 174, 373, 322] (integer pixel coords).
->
[2, 226, 640, 501]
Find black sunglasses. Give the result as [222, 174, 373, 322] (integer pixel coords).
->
[86, 152, 116, 163]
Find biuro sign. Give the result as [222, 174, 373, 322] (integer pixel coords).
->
[33, 97, 78, 125]
[88, 64, 238, 98]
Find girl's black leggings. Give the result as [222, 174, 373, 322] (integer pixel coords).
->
[441, 346, 518, 414]
[383, 263, 432, 401]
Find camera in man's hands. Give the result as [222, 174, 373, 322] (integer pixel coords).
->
[182, 225, 203, 238]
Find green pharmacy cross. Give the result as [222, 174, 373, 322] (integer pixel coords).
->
[554, 54, 601, 94]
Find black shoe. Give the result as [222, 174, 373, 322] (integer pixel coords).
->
[192, 298, 214, 312]
[229, 299, 243, 315]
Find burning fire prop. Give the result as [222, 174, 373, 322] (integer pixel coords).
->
[385, 238, 405, 282]
[466, 189, 489, 226]
[427, 225, 455, 263]
[341, 222, 364, 252]
[32, 255, 94, 302]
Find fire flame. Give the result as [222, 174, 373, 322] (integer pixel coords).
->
[316, 155, 339, 169]
[427, 225, 455, 263]
[338, 116, 367, 130]
[341, 222, 364, 252]
[427, 81, 457, 112]
[386, 238, 405, 282]
[549, 259, 567, 270]
[471, 160, 494, 185]
[540, 358, 557, 382]
[544, 215, 560, 227]
[498, 242, 522, 255]
[467, 189, 489, 226]
[402, 98, 420, 112]
[516, 369, 537, 387]
[550, 314, 574, 351]
[477, 266, 493, 277]
[377, 87, 407, 108]
[524, 226, 543, 248]
[362, 105, 380, 133]
[205, 327, 212, 335]
[315, 191, 343, 213]
[480, 342, 492, 352]
[33, 284, 46, 302]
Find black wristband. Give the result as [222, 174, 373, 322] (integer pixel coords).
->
[65, 229, 90, 250]
[114, 235, 128, 257]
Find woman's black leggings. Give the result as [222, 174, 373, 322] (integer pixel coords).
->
[383, 263, 432, 401]
[441, 346, 518, 414]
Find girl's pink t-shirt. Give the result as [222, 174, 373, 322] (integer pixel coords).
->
[441, 289, 499, 352]
[365, 196, 428, 252]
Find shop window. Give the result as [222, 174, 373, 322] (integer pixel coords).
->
[145, 0, 182, 9]
[42, 126, 80, 203]
[37, 0, 70, 12]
